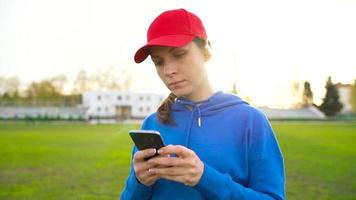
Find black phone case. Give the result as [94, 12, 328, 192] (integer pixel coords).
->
[129, 130, 165, 160]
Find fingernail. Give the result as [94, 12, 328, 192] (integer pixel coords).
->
[157, 149, 163, 154]
[152, 149, 156, 154]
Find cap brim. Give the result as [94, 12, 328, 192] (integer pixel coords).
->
[134, 35, 195, 63]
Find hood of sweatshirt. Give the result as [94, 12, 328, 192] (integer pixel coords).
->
[171, 91, 248, 127]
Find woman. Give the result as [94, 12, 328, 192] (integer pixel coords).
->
[121, 8, 285, 200]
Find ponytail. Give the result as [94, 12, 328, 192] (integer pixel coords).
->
[157, 93, 177, 124]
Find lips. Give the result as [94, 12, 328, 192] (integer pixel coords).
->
[168, 80, 186, 88]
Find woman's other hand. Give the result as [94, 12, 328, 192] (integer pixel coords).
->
[147, 145, 204, 186]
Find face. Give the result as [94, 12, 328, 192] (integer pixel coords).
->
[150, 41, 210, 100]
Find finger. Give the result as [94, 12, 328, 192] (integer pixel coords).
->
[138, 169, 160, 186]
[142, 169, 159, 179]
[145, 175, 160, 185]
[134, 148, 157, 161]
[133, 150, 159, 173]
[148, 156, 187, 168]
[134, 157, 160, 173]
[149, 166, 187, 176]
[158, 145, 193, 158]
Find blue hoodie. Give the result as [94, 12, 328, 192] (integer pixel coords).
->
[121, 91, 285, 200]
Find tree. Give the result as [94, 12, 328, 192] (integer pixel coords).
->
[26, 80, 61, 106]
[0, 77, 23, 106]
[49, 74, 67, 94]
[0, 76, 20, 96]
[319, 76, 343, 116]
[120, 69, 132, 90]
[72, 70, 90, 94]
[95, 66, 121, 91]
[350, 79, 356, 112]
[302, 81, 313, 106]
[291, 81, 302, 108]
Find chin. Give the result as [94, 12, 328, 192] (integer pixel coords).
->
[170, 87, 192, 98]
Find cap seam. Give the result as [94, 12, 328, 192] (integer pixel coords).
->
[183, 9, 194, 35]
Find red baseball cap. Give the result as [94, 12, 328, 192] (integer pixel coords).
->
[134, 8, 207, 63]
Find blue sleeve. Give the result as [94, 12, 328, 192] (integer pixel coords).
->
[193, 110, 285, 200]
[120, 147, 153, 200]
[120, 116, 154, 200]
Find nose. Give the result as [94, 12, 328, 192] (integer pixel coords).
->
[163, 61, 178, 76]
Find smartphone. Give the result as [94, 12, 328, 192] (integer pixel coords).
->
[129, 130, 165, 160]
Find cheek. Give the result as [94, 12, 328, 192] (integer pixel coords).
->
[156, 68, 169, 85]
[183, 59, 205, 81]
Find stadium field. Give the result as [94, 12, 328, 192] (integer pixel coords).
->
[0, 121, 355, 199]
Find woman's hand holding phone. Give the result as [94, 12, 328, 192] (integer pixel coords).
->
[133, 145, 204, 187]
[129, 130, 204, 186]
[146, 145, 204, 187]
[129, 130, 167, 186]
[132, 148, 161, 186]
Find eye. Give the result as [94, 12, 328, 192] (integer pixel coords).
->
[151, 56, 164, 67]
[153, 60, 163, 67]
[173, 51, 186, 58]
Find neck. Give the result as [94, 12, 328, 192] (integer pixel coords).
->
[185, 78, 215, 102]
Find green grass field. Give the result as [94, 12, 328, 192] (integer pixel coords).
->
[0, 121, 355, 199]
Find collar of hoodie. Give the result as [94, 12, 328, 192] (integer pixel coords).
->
[170, 91, 247, 128]
[173, 95, 215, 128]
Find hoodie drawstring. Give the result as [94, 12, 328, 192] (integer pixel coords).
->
[197, 105, 202, 127]
[175, 98, 202, 128]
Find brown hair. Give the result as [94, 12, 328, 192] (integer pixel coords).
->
[156, 38, 210, 124]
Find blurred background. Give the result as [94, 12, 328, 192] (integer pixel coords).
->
[0, 0, 355, 199]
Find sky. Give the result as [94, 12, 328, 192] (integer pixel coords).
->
[0, 0, 355, 108]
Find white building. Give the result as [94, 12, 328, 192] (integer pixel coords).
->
[82, 91, 164, 120]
